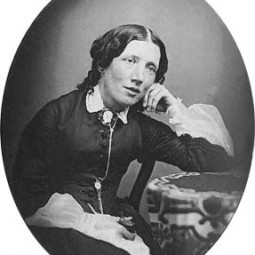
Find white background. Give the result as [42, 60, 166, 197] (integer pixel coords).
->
[0, 1, 254, 254]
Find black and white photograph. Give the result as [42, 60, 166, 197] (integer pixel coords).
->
[0, 1, 254, 255]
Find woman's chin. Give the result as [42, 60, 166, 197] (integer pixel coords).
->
[113, 98, 138, 110]
[125, 95, 143, 106]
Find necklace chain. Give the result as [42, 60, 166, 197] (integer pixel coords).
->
[94, 115, 118, 214]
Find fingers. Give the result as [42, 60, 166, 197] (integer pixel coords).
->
[120, 226, 136, 241]
[123, 216, 133, 221]
[94, 214, 136, 240]
[144, 83, 169, 112]
[150, 89, 165, 112]
[143, 83, 158, 109]
[97, 221, 135, 240]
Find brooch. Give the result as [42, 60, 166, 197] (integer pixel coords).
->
[98, 108, 116, 126]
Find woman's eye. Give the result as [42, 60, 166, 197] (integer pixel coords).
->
[124, 57, 136, 64]
[147, 66, 156, 73]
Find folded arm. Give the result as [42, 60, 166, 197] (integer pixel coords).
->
[141, 83, 234, 172]
[139, 110, 233, 173]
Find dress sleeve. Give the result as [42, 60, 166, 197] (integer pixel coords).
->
[12, 101, 62, 218]
[138, 111, 233, 173]
[167, 98, 234, 157]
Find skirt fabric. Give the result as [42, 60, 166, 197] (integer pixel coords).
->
[29, 213, 161, 255]
[27, 194, 161, 255]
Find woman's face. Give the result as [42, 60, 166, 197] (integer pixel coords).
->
[99, 40, 161, 111]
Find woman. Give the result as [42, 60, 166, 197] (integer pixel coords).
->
[12, 24, 233, 255]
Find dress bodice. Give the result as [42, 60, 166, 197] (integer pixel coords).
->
[12, 89, 232, 217]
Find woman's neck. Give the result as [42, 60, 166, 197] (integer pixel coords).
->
[98, 84, 126, 113]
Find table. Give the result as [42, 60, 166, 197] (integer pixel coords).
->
[147, 172, 246, 255]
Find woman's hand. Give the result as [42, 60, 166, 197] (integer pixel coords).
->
[143, 83, 177, 113]
[94, 214, 135, 240]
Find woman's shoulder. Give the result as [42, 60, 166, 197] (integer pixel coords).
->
[46, 89, 83, 108]
[39, 89, 83, 115]
[28, 89, 85, 127]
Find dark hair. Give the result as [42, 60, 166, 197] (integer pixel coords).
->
[77, 24, 168, 110]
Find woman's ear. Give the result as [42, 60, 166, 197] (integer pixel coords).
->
[97, 65, 104, 74]
[158, 76, 165, 85]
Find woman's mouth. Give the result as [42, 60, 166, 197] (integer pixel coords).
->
[124, 86, 140, 96]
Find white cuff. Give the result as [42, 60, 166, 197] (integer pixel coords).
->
[167, 102, 234, 157]
[166, 97, 186, 117]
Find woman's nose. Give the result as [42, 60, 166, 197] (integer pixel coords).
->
[131, 65, 144, 85]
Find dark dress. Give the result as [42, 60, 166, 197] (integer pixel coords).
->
[11, 89, 231, 255]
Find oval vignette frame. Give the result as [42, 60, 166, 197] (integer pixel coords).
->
[0, 0, 254, 255]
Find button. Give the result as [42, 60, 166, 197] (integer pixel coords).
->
[99, 130, 109, 139]
[88, 191, 94, 197]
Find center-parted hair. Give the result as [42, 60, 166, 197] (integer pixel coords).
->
[78, 24, 168, 109]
